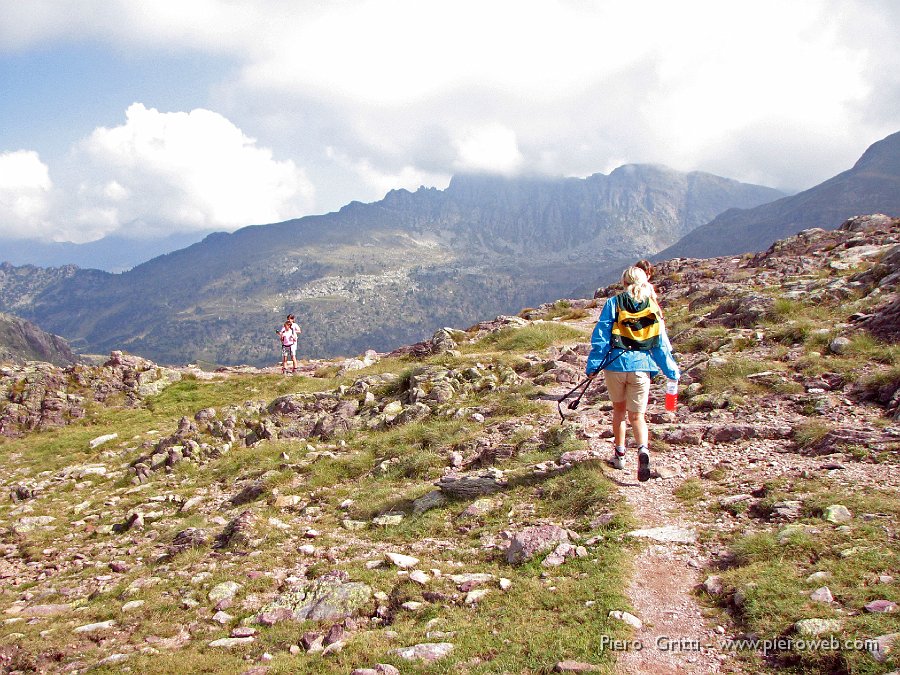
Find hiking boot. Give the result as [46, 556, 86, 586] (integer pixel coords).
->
[637, 446, 651, 482]
[609, 448, 626, 470]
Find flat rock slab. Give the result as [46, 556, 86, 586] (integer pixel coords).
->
[555, 661, 601, 673]
[627, 525, 697, 544]
[391, 642, 454, 662]
[208, 637, 255, 648]
[73, 620, 116, 633]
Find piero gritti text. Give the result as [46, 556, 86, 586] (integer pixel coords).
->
[599, 635, 879, 654]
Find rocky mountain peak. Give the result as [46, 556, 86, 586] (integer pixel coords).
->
[852, 129, 900, 173]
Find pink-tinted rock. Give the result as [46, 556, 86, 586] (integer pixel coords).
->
[506, 524, 570, 565]
[865, 600, 897, 614]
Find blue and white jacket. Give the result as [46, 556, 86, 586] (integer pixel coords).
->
[585, 294, 680, 379]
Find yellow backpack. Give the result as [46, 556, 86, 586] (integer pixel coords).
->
[610, 292, 662, 351]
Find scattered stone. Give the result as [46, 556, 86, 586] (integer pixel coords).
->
[436, 468, 507, 498]
[208, 581, 241, 604]
[555, 661, 601, 673]
[794, 618, 843, 636]
[208, 637, 255, 648]
[449, 573, 494, 588]
[372, 514, 404, 526]
[351, 666, 400, 675]
[806, 571, 831, 584]
[215, 510, 258, 549]
[870, 633, 900, 663]
[97, 654, 129, 667]
[412, 490, 447, 513]
[608, 610, 642, 629]
[13, 515, 56, 534]
[499, 578, 512, 591]
[385, 552, 419, 569]
[256, 608, 295, 626]
[324, 623, 344, 646]
[776, 524, 820, 544]
[390, 642, 455, 662]
[701, 575, 725, 596]
[301, 631, 325, 653]
[73, 620, 116, 633]
[458, 497, 502, 520]
[342, 519, 368, 530]
[89, 433, 118, 448]
[829, 337, 851, 355]
[823, 504, 852, 524]
[506, 524, 570, 565]
[409, 570, 430, 585]
[771, 500, 802, 521]
[257, 571, 372, 623]
[323, 640, 345, 655]
[464, 589, 489, 604]
[809, 587, 833, 603]
[865, 600, 897, 613]
[212, 611, 234, 624]
[653, 466, 677, 480]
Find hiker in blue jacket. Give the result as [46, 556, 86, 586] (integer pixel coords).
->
[586, 265, 680, 481]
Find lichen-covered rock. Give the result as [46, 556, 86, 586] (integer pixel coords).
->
[436, 469, 507, 498]
[257, 571, 372, 623]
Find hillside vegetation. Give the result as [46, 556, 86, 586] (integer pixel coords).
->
[0, 215, 898, 674]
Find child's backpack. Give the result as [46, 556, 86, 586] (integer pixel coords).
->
[280, 327, 296, 346]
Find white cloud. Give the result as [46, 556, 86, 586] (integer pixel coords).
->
[59, 103, 315, 241]
[1, 0, 898, 225]
[326, 147, 450, 200]
[0, 150, 53, 237]
[0, 105, 315, 242]
[453, 125, 524, 175]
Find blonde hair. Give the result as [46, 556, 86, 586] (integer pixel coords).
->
[622, 266, 656, 303]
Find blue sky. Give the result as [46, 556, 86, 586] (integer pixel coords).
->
[1, 0, 898, 247]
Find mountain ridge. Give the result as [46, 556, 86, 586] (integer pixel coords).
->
[0, 163, 783, 366]
[658, 130, 900, 259]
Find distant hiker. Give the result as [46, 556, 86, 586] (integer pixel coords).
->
[585, 265, 680, 482]
[634, 259, 658, 301]
[277, 316, 301, 374]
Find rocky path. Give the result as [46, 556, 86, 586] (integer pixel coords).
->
[560, 309, 742, 674]
[595, 439, 734, 674]
[558, 296, 900, 674]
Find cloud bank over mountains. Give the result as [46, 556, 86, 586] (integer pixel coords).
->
[0, 0, 897, 244]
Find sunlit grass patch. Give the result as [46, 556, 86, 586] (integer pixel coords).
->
[710, 478, 900, 673]
[465, 323, 588, 354]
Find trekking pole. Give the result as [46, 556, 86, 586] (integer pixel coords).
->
[556, 347, 624, 421]
[557, 375, 595, 421]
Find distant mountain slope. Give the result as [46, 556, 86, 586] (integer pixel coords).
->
[0, 312, 77, 366]
[659, 130, 900, 259]
[0, 165, 782, 366]
[0, 232, 206, 273]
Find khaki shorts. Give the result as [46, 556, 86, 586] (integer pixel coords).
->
[604, 370, 651, 413]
